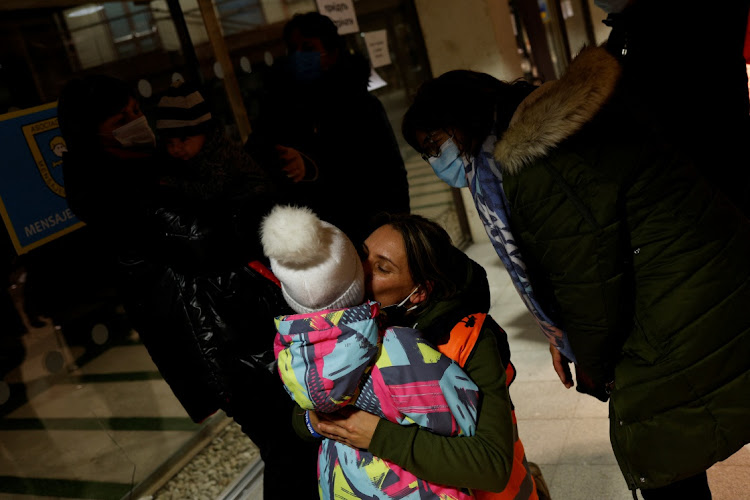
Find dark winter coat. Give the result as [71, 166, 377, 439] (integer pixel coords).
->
[246, 52, 410, 246]
[63, 125, 321, 498]
[603, 0, 750, 216]
[62, 145, 288, 423]
[494, 46, 750, 489]
[158, 125, 281, 266]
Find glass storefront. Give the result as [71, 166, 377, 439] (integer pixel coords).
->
[0, 1, 465, 498]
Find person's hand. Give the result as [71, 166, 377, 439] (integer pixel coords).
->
[316, 407, 380, 450]
[275, 145, 306, 182]
[550, 343, 574, 388]
[574, 364, 611, 402]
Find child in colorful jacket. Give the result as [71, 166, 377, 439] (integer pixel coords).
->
[262, 205, 481, 499]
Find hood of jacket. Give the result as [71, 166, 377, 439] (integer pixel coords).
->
[412, 250, 491, 346]
[495, 46, 622, 174]
[275, 300, 380, 338]
[274, 301, 382, 412]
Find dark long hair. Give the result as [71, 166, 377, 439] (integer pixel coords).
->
[402, 70, 537, 157]
[282, 11, 345, 54]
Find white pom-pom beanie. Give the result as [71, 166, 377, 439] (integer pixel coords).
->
[261, 205, 364, 314]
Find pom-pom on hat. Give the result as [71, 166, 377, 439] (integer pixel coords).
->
[155, 80, 213, 138]
[261, 205, 364, 314]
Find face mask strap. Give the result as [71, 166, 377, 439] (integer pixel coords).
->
[111, 115, 155, 147]
[396, 285, 420, 309]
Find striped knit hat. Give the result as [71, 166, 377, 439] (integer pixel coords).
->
[155, 80, 213, 138]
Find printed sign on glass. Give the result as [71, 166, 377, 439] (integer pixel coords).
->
[364, 30, 392, 68]
[316, 0, 359, 35]
[0, 102, 83, 255]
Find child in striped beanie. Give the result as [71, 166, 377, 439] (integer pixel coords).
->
[155, 79, 214, 162]
[154, 79, 273, 203]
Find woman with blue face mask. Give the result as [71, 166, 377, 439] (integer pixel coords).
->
[420, 131, 469, 188]
[401, 42, 750, 499]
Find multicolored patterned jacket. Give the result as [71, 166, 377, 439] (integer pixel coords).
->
[274, 301, 480, 499]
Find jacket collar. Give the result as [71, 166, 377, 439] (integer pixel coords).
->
[494, 46, 622, 174]
[413, 252, 491, 345]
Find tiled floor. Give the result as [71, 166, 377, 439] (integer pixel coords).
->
[0, 318, 217, 500]
[463, 238, 750, 500]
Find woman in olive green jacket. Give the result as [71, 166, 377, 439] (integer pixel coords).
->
[401, 45, 750, 499]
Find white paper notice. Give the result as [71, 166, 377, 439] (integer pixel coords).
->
[364, 30, 391, 68]
[316, 0, 360, 35]
[367, 67, 388, 92]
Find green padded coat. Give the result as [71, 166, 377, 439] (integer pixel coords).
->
[494, 46, 750, 490]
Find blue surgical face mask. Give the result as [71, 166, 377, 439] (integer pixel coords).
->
[428, 138, 468, 188]
[287, 51, 322, 82]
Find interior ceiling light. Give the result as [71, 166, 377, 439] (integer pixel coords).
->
[67, 5, 104, 18]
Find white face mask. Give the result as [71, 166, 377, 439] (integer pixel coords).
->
[111, 115, 155, 147]
[395, 286, 420, 310]
[379, 286, 420, 326]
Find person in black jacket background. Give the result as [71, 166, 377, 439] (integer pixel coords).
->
[57, 74, 319, 500]
[601, 0, 750, 216]
[245, 12, 410, 247]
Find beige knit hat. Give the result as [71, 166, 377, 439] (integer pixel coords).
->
[261, 205, 364, 314]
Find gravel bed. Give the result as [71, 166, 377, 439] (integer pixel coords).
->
[150, 421, 260, 500]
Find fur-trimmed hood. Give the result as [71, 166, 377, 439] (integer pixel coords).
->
[495, 46, 622, 174]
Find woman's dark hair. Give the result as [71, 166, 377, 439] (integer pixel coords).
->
[282, 12, 345, 54]
[375, 213, 461, 304]
[402, 70, 537, 157]
[57, 74, 136, 153]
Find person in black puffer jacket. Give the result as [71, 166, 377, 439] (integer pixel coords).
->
[58, 74, 319, 500]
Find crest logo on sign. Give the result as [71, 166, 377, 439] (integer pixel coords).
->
[22, 117, 66, 198]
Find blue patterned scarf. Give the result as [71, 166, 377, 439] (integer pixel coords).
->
[465, 131, 577, 362]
